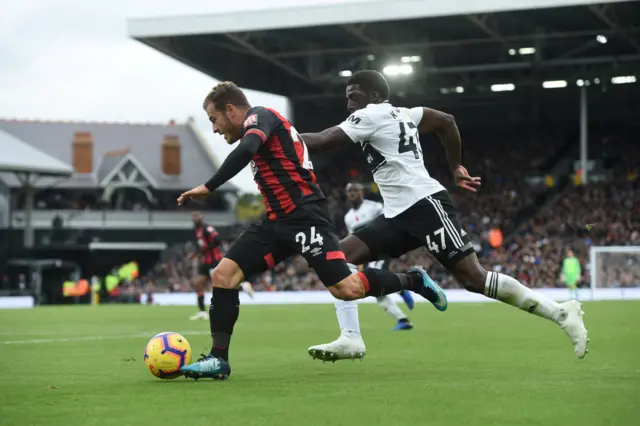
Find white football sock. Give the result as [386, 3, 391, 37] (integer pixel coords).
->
[377, 295, 407, 321]
[334, 263, 363, 337]
[334, 299, 361, 336]
[484, 272, 563, 322]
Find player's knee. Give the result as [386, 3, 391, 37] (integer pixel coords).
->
[210, 267, 232, 289]
[340, 246, 358, 265]
[211, 260, 243, 289]
[339, 236, 369, 265]
[329, 275, 363, 300]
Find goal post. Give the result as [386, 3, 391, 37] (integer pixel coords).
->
[589, 245, 640, 300]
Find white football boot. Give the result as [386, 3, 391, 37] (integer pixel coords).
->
[308, 332, 366, 362]
[557, 300, 589, 359]
[189, 311, 209, 321]
[240, 281, 255, 299]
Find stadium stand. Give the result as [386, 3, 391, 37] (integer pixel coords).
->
[3, 0, 640, 301]
[137, 130, 637, 293]
[124, 0, 640, 294]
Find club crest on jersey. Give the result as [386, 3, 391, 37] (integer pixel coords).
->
[243, 114, 258, 128]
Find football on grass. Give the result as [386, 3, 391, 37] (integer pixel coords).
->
[144, 332, 192, 379]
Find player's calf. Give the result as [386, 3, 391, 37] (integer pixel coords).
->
[329, 267, 444, 310]
[329, 275, 366, 300]
[447, 255, 487, 294]
[207, 258, 244, 364]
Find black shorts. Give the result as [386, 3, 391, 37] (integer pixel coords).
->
[354, 190, 474, 269]
[198, 262, 217, 278]
[225, 201, 351, 287]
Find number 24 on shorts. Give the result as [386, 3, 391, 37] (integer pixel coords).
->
[295, 226, 324, 253]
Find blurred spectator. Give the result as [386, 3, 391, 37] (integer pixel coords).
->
[134, 130, 639, 292]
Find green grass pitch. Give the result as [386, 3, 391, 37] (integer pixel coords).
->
[1, 301, 639, 426]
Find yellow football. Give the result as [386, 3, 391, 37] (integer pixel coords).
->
[144, 332, 192, 379]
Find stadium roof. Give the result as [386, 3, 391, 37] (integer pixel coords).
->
[0, 129, 73, 177]
[129, 0, 640, 102]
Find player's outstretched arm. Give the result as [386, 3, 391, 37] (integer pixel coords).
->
[415, 107, 461, 172]
[203, 134, 262, 191]
[301, 126, 352, 152]
[177, 134, 262, 206]
[415, 107, 481, 192]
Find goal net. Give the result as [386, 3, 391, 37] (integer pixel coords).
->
[589, 246, 640, 299]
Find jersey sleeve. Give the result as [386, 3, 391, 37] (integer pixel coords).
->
[372, 201, 384, 216]
[338, 109, 377, 143]
[409, 107, 424, 125]
[242, 107, 280, 143]
[202, 224, 221, 248]
[345, 220, 355, 234]
[343, 213, 354, 234]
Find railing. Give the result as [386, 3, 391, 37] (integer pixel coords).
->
[10, 210, 237, 229]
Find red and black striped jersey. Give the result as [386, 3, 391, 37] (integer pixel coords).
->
[195, 223, 222, 265]
[243, 106, 325, 220]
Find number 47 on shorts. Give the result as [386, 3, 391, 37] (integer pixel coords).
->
[426, 227, 446, 254]
[295, 226, 324, 253]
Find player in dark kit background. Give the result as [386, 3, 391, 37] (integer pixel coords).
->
[190, 211, 255, 320]
[189, 211, 222, 321]
[175, 82, 448, 380]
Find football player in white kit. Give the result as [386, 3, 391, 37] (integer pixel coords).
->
[345, 182, 416, 325]
[301, 70, 589, 360]
[343, 182, 416, 332]
[307, 182, 414, 361]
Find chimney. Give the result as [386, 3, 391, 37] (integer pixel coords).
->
[72, 132, 93, 173]
[162, 135, 181, 175]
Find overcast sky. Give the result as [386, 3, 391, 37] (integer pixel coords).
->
[0, 0, 368, 193]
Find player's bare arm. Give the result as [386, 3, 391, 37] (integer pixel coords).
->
[177, 134, 262, 205]
[301, 126, 352, 152]
[417, 107, 481, 192]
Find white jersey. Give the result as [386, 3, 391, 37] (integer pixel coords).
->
[338, 102, 445, 218]
[344, 199, 384, 234]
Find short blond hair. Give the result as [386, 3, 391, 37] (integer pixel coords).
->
[202, 81, 250, 110]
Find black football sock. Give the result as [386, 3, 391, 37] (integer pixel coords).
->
[209, 287, 240, 362]
[399, 270, 439, 303]
[197, 293, 206, 312]
[358, 268, 404, 297]
[359, 269, 438, 302]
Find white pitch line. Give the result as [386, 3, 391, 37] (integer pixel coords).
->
[1, 330, 210, 345]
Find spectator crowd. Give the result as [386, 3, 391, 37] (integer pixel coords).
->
[143, 130, 639, 293]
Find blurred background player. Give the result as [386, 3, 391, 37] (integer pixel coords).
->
[344, 182, 414, 330]
[562, 249, 582, 300]
[190, 211, 222, 320]
[308, 182, 415, 361]
[191, 212, 255, 321]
